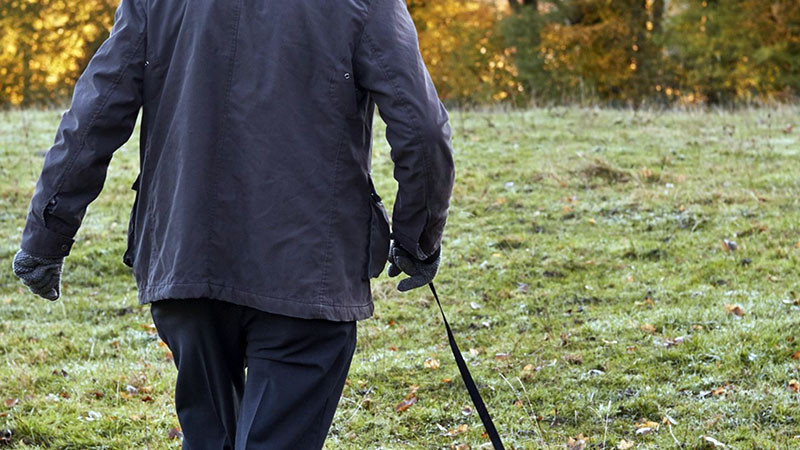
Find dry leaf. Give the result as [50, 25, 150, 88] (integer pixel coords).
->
[789, 379, 800, 393]
[640, 323, 656, 334]
[395, 386, 419, 413]
[634, 420, 659, 435]
[564, 354, 583, 365]
[521, 363, 536, 380]
[424, 358, 440, 370]
[617, 439, 635, 450]
[566, 434, 587, 450]
[791, 351, 800, 360]
[724, 304, 744, 317]
[3, 399, 18, 408]
[446, 424, 469, 436]
[167, 427, 183, 440]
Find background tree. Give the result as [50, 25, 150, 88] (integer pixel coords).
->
[0, 0, 117, 107]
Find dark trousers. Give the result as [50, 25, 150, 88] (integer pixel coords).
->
[150, 297, 357, 450]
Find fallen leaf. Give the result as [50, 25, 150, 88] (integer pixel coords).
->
[617, 439, 635, 450]
[494, 352, 511, 360]
[635, 420, 659, 435]
[664, 336, 686, 348]
[3, 399, 18, 408]
[724, 304, 744, 317]
[167, 427, 183, 440]
[445, 424, 469, 436]
[423, 358, 440, 370]
[141, 395, 154, 403]
[791, 351, 800, 360]
[564, 354, 583, 365]
[640, 323, 656, 334]
[566, 434, 587, 450]
[521, 364, 537, 380]
[789, 379, 800, 393]
[395, 386, 419, 413]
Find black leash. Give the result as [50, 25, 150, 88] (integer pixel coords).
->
[428, 282, 505, 450]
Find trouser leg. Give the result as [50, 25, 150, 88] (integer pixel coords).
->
[150, 297, 246, 450]
[234, 311, 357, 450]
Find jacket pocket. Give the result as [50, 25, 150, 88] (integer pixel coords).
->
[122, 175, 140, 268]
[365, 178, 391, 280]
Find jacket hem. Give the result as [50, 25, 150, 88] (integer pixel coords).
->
[137, 281, 374, 322]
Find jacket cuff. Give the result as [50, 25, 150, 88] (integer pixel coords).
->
[20, 213, 74, 258]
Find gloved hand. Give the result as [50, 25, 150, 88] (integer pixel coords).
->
[12, 249, 64, 301]
[386, 242, 441, 292]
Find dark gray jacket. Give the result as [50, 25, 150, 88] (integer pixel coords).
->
[19, 0, 455, 321]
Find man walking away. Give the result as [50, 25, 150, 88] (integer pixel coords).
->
[12, 0, 454, 448]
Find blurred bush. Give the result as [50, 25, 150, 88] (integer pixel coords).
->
[1, 0, 117, 107]
[1, 0, 798, 107]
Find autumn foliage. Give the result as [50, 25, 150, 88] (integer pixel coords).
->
[1, 0, 798, 107]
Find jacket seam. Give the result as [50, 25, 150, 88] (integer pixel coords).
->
[205, 0, 244, 281]
[48, 20, 147, 215]
[315, 75, 348, 307]
[361, 29, 433, 256]
[352, 0, 378, 59]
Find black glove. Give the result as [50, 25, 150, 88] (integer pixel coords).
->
[12, 249, 63, 301]
[386, 242, 441, 292]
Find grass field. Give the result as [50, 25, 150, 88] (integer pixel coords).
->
[2, 106, 800, 449]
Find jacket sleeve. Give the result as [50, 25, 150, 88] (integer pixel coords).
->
[19, 0, 146, 258]
[353, 0, 455, 261]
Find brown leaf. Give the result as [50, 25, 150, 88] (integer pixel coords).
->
[724, 304, 744, 317]
[789, 379, 800, 393]
[564, 354, 583, 365]
[395, 385, 419, 413]
[3, 398, 18, 408]
[791, 351, 800, 360]
[167, 427, 183, 440]
[640, 323, 656, 334]
[395, 394, 417, 413]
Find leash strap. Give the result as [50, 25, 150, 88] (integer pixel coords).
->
[428, 282, 505, 450]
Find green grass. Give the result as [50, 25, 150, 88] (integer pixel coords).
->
[2, 106, 800, 449]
